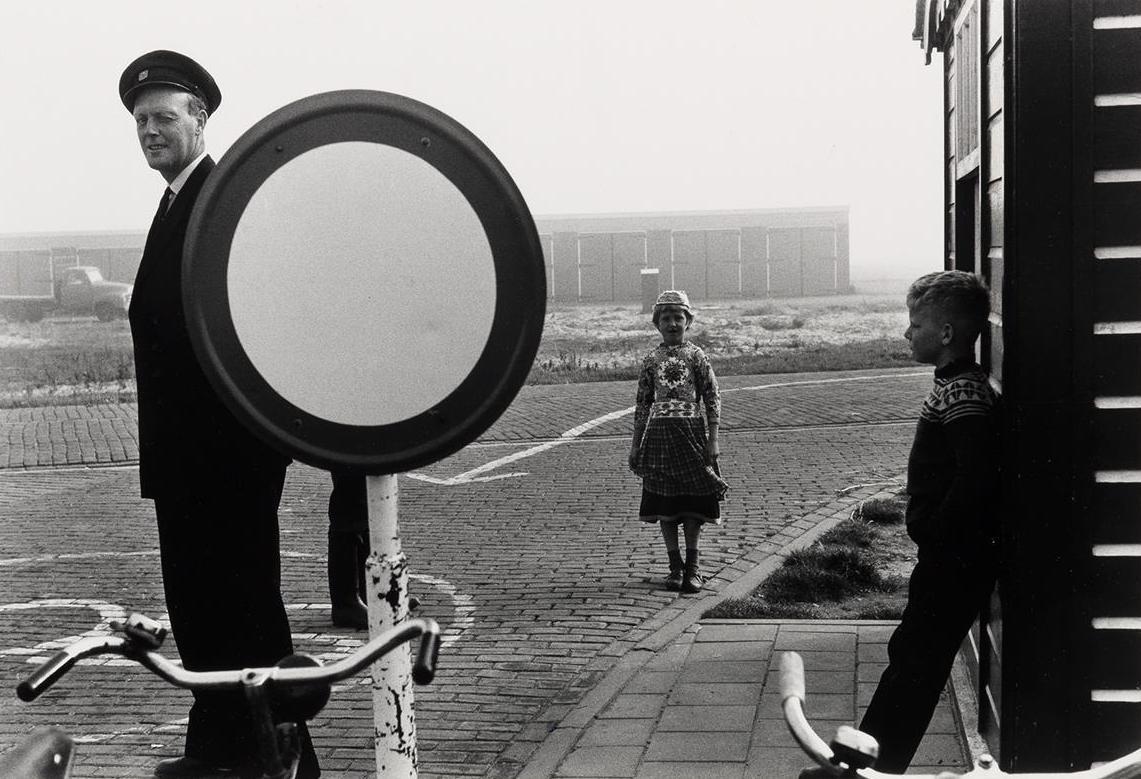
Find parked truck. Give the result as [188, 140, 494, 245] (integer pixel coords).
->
[0, 252, 132, 323]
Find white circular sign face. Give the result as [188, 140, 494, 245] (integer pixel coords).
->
[227, 141, 497, 426]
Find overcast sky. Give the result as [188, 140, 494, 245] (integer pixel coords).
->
[0, 1, 942, 278]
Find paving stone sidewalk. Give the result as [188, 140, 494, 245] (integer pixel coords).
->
[522, 620, 970, 778]
[509, 488, 976, 779]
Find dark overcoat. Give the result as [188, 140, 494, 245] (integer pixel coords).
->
[129, 156, 289, 498]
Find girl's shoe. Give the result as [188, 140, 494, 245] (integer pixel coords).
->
[665, 550, 684, 590]
[681, 550, 702, 594]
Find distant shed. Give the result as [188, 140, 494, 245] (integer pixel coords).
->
[0, 207, 850, 306]
[534, 207, 850, 302]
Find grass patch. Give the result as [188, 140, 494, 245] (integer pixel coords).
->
[852, 496, 906, 525]
[527, 352, 639, 385]
[704, 500, 913, 620]
[764, 545, 883, 603]
[709, 338, 913, 377]
[526, 337, 914, 385]
[0, 345, 136, 406]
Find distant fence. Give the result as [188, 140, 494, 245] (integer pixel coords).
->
[537, 210, 850, 302]
[0, 208, 850, 303]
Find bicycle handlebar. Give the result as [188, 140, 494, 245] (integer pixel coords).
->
[17, 640, 114, 702]
[411, 626, 441, 685]
[17, 618, 441, 703]
[779, 651, 1141, 779]
[780, 651, 893, 779]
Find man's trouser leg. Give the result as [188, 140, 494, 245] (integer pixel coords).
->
[155, 470, 319, 776]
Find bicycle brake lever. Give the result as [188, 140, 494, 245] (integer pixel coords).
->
[121, 613, 167, 649]
[830, 725, 879, 771]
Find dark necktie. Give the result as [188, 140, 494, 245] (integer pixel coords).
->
[146, 188, 172, 240]
[160, 188, 174, 219]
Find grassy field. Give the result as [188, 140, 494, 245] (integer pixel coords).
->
[0, 292, 914, 407]
[0, 317, 135, 407]
[531, 293, 912, 383]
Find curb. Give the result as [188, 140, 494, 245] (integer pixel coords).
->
[950, 651, 991, 767]
[515, 482, 903, 779]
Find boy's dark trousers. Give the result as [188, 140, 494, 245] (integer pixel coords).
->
[858, 540, 996, 772]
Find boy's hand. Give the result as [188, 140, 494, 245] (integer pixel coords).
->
[628, 446, 639, 471]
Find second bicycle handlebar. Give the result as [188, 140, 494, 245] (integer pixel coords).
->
[18, 617, 441, 703]
[779, 651, 1141, 779]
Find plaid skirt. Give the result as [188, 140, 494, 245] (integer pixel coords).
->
[631, 416, 727, 523]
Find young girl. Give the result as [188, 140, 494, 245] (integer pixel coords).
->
[628, 290, 728, 594]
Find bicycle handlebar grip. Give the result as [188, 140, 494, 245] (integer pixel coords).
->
[16, 650, 78, 702]
[779, 651, 806, 702]
[412, 630, 441, 685]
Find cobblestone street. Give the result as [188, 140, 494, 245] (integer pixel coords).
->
[0, 368, 929, 777]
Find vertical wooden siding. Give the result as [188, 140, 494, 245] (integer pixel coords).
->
[978, 0, 1004, 754]
[956, 3, 982, 162]
[1000, 0, 1092, 769]
[945, 0, 1005, 759]
[1083, 0, 1141, 764]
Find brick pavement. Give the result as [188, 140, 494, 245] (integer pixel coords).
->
[0, 367, 929, 467]
[0, 368, 941, 777]
[524, 621, 968, 778]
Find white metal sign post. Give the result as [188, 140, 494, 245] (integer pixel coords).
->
[366, 473, 417, 776]
[182, 90, 546, 778]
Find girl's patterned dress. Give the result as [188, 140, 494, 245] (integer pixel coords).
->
[630, 341, 728, 523]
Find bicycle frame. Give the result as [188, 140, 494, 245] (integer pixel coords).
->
[780, 651, 1141, 779]
[13, 614, 441, 779]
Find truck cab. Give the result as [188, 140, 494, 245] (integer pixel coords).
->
[54, 266, 132, 321]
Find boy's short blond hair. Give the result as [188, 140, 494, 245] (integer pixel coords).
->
[907, 270, 991, 341]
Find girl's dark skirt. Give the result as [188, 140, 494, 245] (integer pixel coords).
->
[639, 488, 722, 525]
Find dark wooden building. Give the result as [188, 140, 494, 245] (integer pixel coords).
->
[915, 0, 1141, 770]
[535, 207, 850, 302]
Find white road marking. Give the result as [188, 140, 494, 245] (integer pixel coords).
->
[407, 371, 928, 485]
[0, 599, 147, 667]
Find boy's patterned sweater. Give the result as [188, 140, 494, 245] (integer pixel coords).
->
[905, 359, 1000, 550]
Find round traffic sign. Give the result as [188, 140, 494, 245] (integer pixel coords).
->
[183, 90, 546, 473]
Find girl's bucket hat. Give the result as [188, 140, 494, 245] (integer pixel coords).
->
[653, 289, 693, 315]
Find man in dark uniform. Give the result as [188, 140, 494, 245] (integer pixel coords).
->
[120, 50, 319, 779]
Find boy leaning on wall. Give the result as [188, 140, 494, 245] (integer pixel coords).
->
[802, 270, 1001, 776]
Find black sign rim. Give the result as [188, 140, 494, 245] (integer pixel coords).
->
[183, 89, 546, 474]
